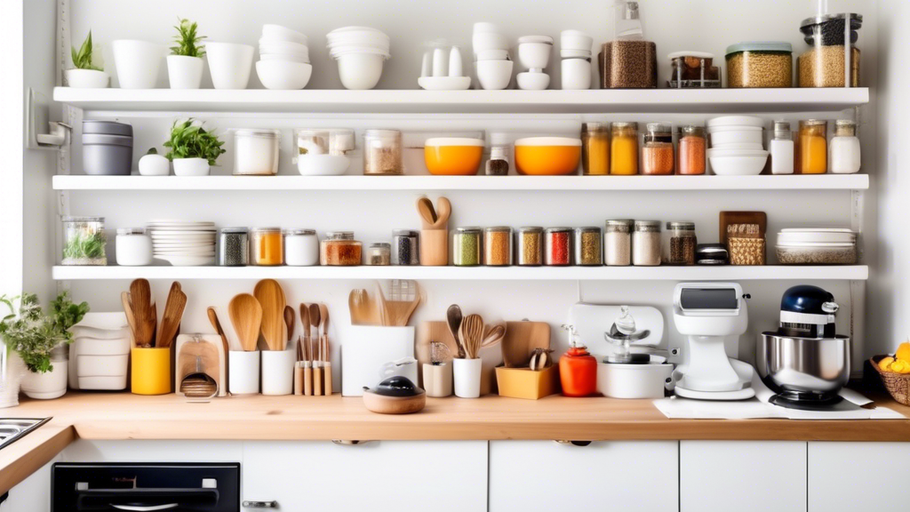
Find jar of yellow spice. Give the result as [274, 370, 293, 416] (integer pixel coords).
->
[610, 122, 638, 175]
[582, 122, 609, 176]
[251, 227, 283, 266]
[797, 119, 827, 174]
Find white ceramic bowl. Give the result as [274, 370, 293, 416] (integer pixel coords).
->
[709, 142, 764, 151]
[560, 30, 593, 52]
[329, 46, 391, 59]
[112, 40, 165, 89]
[707, 125, 763, 133]
[65, 69, 110, 88]
[256, 60, 312, 90]
[707, 148, 769, 158]
[517, 71, 550, 90]
[472, 32, 509, 53]
[327, 26, 387, 36]
[476, 59, 513, 90]
[518, 42, 552, 70]
[327, 31, 390, 48]
[172, 158, 211, 176]
[708, 115, 765, 128]
[298, 154, 352, 175]
[262, 24, 308, 45]
[259, 53, 309, 63]
[709, 154, 769, 176]
[709, 130, 764, 146]
[336, 52, 385, 90]
[206, 42, 255, 89]
[259, 40, 308, 54]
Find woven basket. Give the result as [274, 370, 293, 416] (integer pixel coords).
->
[728, 237, 766, 265]
[871, 356, 910, 406]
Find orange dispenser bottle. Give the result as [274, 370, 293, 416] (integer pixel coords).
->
[559, 325, 598, 397]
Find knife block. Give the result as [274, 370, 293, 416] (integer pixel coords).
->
[420, 229, 448, 266]
[175, 334, 225, 397]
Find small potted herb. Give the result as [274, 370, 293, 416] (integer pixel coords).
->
[164, 119, 226, 176]
[167, 18, 206, 89]
[0, 292, 90, 400]
[66, 31, 109, 88]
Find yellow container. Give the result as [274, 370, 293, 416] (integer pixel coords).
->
[495, 364, 560, 400]
[514, 137, 582, 176]
[610, 122, 639, 175]
[424, 138, 485, 176]
[797, 120, 827, 174]
[131, 347, 172, 395]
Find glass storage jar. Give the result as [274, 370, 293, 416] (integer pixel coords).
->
[668, 52, 720, 88]
[798, 13, 862, 88]
[218, 228, 249, 267]
[829, 119, 861, 174]
[320, 232, 362, 266]
[516, 227, 544, 266]
[116, 228, 152, 267]
[545, 228, 573, 266]
[610, 122, 639, 175]
[392, 230, 419, 266]
[296, 128, 355, 176]
[677, 126, 706, 175]
[234, 129, 280, 176]
[725, 42, 793, 88]
[770, 120, 795, 175]
[453, 228, 482, 267]
[366, 242, 391, 266]
[363, 129, 402, 175]
[62, 216, 107, 266]
[642, 123, 674, 175]
[251, 227, 284, 266]
[797, 120, 828, 174]
[284, 229, 319, 266]
[632, 220, 661, 266]
[582, 122, 610, 176]
[486, 133, 511, 176]
[604, 219, 633, 266]
[484, 227, 512, 267]
[665, 222, 697, 266]
[574, 227, 603, 266]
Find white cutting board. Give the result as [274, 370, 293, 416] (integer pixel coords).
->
[567, 304, 664, 359]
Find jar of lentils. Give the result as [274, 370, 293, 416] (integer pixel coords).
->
[392, 230, 419, 266]
[484, 227, 512, 266]
[517, 226, 544, 266]
[604, 219, 633, 266]
[642, 123, 674, 175]
[218, 228, 249, 266]
[632, 221, 661, 266]
[545, 227, 573, 266]
[665, 222, 697, 266]
[574, 227, 603, 266]
[453, 228, 482, 267]
[320, 232, 362, 266]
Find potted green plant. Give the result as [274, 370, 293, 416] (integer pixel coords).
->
[164, 119, 226, 176]
[66, 31, 109, 88]
[0, 292, 89, 400]
[167, 18, 206, 89]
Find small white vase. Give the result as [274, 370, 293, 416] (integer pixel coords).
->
[21, 362, 68, 400]
[65, 69, 110, 88]
[228, 350, 260, 395]
[206, 42, 254, 89]
[138, 154, 170, 176]
[261, 349, 295, 396]
[453, 358, 482, 398]
[172, 157, 210, 176]
[112, 40, 165, 89]
[167, 55, 204, 89]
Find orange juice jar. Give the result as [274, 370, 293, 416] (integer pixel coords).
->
[797, 119, 827, 174]
[610, 122, 639, 175]
[251, 227, 284, 266]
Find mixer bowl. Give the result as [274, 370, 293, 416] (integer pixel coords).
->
[757, 333, 850, 394]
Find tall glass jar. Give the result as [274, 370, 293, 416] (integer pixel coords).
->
[677, 125, 706, 175]
[642, 123, 674, 175]
[453, 228, 482, 267]
[545, 228, 573, 266]
[251, 227, 284, 266]
[62, 216, 107, 266]
[604, 219, 633, 266]
[363, 129, 402, 175]
[798, 13, 862, 88]
[797, 120, 827, 174]
[366, 242, 391, 266]
[582, 122, 610, 176]
[516, 227, 544, 266]
[574, 227, 603, 266]
[392, 230, 419, 266]
[829, 119, 861, 174]
[610, 122, 638, 175]
[219, 228, 249, 267]
[665, 222, 697, 266]
[320, 232, 362, 266]
[632, 221, 661, 266]
[484, 227, 512, 266]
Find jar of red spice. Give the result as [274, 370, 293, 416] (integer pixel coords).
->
[320, 231, 362, 266]
[677, 125, 706, 175]
[544, 227, 572, 266]
[642, 123, 674, 175]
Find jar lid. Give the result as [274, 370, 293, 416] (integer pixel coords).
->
[667, 51, 715, 60]
[545, 227, 573, 233]
[696, 243, 729, 256]
[455, 227, 482, 234]
[117, 228, 146, 235]
[802, 119, 827, 127]
[83, 120, 133, 137]
[235, 129, 280, 139]
[646, 122, 672, 133]
[393, 229, 418, 237]
[518, 226, 544, 233]
[484, 226, 513, 233]
[725, 41, 792, 56]
[611, 121, 637, 130]
[325, 231, 355, 240]
[800, 12, 862, 30]
[606, 219, 635, 227]
[667, 221, 695, 230]
[286, 229, 317, 236]
[634, 220, 661, 230]
[575, 226, 601, 233]
[369, 242, 391, 249]
[220, 227, 249, 234]
[773, 120, 792, 132]
[835, 119, 856, 128]
[63, 216, 104, 223]
[582, 122, 609, 132]
[252, 227, 282, 233]
[678, 125, 705, 137]
[364, 129, 401, 138]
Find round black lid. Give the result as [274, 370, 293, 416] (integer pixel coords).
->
[781, 285, 836, 315]
[368, 376, 423, 397]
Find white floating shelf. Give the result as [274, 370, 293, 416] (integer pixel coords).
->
[54, 87, 870, 114]
[52, 174, 870, 192]
[52, 265, 869, 281]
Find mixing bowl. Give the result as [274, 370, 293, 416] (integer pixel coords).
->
[514, 137, 582, 175]
[757, 333, 850, 395]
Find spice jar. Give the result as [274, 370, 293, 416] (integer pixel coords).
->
[116, 228, 152, 266]
[233, 129, 280, 176]
[559, 326, 597, 397]
[610, 122, 638, 175]
[392, 230, 419, 266]
[582, 122, 610, 176]
[218, 228, 249, 267]
[363, 129, 402, 175]
[797, 120, 827, 174]
[770, 120, 795, 175]
[366, 242, 391, 266]
[798, 13, 862, 88]
[251, 227, 284, 266]
[829, 119, 861, 174]
[574, 227, 602, 266]
[516, 227, 544, 266]
[665, 222, 697, 266]
[453, 228, 482, 267]
[545, 228, 572, 266]
[284, 229, 319, 266]
[677, 125, 706, 175]
[725, 42, 793, 88]
[604, 219, 633, 266]
[320, 232, 362, 266]
[62, 216, 107, 266]
[484, 227, 512, 267]
[632, 220, 661, 266]
[642, 123, 674, 175]
[486, 133, 511, 176]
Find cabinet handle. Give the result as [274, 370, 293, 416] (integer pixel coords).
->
[243, 501, 279, 508]
[554, 440, 593, 447]
[332, 439, 373, 445]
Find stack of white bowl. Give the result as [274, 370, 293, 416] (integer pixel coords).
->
[707, 116, 770, 175]
[560, 30, 593, 90]
[775, 228, 858, 264]
[473, 23, 513, 90]
[148, 220, 216, 266]
[256, 24, 312, 90]
[68, 313, 132, 391]
[326, 27, 390, 90]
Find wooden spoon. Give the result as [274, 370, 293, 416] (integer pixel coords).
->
[121, 292, 138, 347]
[156, 282, 187, 349]
[254, 279, 286, 352]
[459, 314, 485, 359]
[433, 197, 452, 229]
[207, 306, 231, 393]
[481, 324, 506, 349]
[446, 304, 465, 359]
[229, 294, 262, 352]
[308, 303, 321, 342]
[299, 304, 310, 362]
[130, 279, 155, 347]
[416, 197, 437, 229]
[284, 305, 295, 350]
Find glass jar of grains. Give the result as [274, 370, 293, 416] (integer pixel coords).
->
[392, 230, 419, 266]
[284, 229, 319, 266]
[582, 122, 610, 176]
[665, 222, 697, 266]
[545, 228, 573, 266]
[320, 232, 362, 266]
[251, 227, 283, 266]
[484, 227, 513, 266]
[453, 228, 482, 267]
[725, 42, 793, 88]
[604, 219, 633, 266]
[798, 13, 862, 88]
[517, 226, 544, 266]
[642, 123, 674, 175]
[677, 125, 706, 175]
[574, 227, 603, 266]
[797, 120, 828, 174]
[610, 122, 638, 175]
[363, 129, 402, 175]
[219, 227, 249, 267]
[366, 242, 391, 266]
[632, 221, 661, 266]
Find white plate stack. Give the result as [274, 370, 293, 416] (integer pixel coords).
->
[707, 116, 770, 175]
[256, 24, 312, 90]
[326, 26, 391, 90]
[775, 228, 858, 265]
[148, 220, 216, 266]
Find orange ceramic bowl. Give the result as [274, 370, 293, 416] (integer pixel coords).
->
[424, 138, 485, 176]
[514, 137, 582, 175]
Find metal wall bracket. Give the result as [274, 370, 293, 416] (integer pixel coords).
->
[26, 88, 71, 150]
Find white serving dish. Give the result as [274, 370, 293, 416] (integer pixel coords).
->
[710, 130, 764, 146]
[709, 154, 769, 176]
[476, 59, 513, 90]
[418, 76, 471, 90]
[297, 154, 352, 175]
[517, 72, 550, 90]
[259, 53, 309, 63]
[597, 361, 673, 399]
[65, 69, 110, 89]
[256, 61, 312, 90]
[335, 52, 386, 90]
[262, 24, 308, 45]
[342, 326, 415, 396]
[172, 158, 211, 176]
[71, 337, 131, 390]
[709, 142, 764, 151]
[112, 40, 165, 89]
[707, 115, 765, 128]
[206, 42, 255, 89]
[259, 39, 308, 53]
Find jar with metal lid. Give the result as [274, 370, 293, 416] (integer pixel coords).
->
[574, 227, 602, 266]
[798, 13, 862, 88]
[320, 231, 362, 266]
[453, 228, 482, 267]
[604, 219, 633, 266]
[484, 227, 512, 266]
[545, 228, 573, 266]
[771, 120, 795, 175]
[677, 125, 706, 175]
[366, 243, 391, 266]
[363, 129, 402, 175]
[797, 120, 827, 174]
[284, 229, 319, 266]
[582, 122, 610, 176]
[219, 228, 249, 267]
[251, 227, 284, 266]
[668, 52, 720, 89]
[696, 243, 729, 265]
[642, 123, 674, 175]
[632, 220, 661, 266]
[610, 122, 638, 175]
[726, 42, 793, 88]
[392, 230, 419, 266]
[234, 129, 280, 176]
[829, 119, 860, 174]
[116, 228, 152, 266]
[516, 227, 543, 266]
[665, 222, 697, 266]
[62, 216, 107, 266]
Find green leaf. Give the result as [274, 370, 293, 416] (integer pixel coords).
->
[163, 118, 226, 165]
[71, 31, 102, 71]
[171, 18, 206, 58]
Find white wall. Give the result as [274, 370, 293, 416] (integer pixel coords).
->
[0, 0, 25, 298]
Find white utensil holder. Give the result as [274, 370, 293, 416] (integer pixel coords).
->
[342, 326, 415, 396]
[261, 348, 295, 396]
[229, 350, 260, 395]
[453, 358, 482, 398]
[423, 362, 453, 397]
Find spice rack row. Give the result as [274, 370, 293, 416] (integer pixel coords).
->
[51, 265, 869, 281]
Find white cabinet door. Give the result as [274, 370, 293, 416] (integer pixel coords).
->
[809, 442, 908, 511]
[242, 440, 487, 512]
[680, 441, 807, 512]
[489, 441, 678, 512]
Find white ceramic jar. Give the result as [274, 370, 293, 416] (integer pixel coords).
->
[116, 228, 153, 266]
[829, 119, 861, 174]
[234, 129, 280, 176]
[284, 229, 319, 266]
[561, 58, 591, 90]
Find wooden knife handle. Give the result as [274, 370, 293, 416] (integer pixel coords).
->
[314, 366, 323, 396]
[323, 362, 332, 396]
[294, 365, 304, 396]
[304, 365, 313, 396]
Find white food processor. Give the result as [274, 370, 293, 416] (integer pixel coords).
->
[672, 282, 756, 400]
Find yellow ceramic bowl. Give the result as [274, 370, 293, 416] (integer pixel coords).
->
[424, 138, 485, 176]
[514, 137, 582, 175]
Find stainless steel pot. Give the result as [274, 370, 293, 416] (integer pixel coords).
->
[757, 333, 850, 394]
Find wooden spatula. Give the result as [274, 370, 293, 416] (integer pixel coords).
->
[229, 294, 262, 352]
[130, 279, 156, 347]
[254, 279, 286, 352]
[377, 280, 422, 327]
[156, 282, 187, 349]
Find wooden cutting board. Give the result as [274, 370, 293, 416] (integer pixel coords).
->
[501, 321, 551, 368]
[719, 211, 767, 246]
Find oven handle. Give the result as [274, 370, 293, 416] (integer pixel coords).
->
[111, 505, 179, 512]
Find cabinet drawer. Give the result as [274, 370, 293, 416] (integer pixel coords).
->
[809, 442, 910, 511]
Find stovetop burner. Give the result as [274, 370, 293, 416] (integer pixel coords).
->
[769, 390, 844, 411]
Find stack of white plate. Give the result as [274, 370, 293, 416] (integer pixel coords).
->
[326, 26, 390, 90]
[148, 220, 216, 266]
[775, 228, 858, 265]
[256, 24, 312, 89]
[707, 116, 769, 176]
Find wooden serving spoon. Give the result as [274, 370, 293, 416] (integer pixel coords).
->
[416, 197, 437, 229]
[156, 282, 186, 349]
[130, 279, 156, 348]
[229, 294, 262, 352]
[254, 279, 286, 352]
[446, 304, 465, 359]
[433, 197, 452, 229]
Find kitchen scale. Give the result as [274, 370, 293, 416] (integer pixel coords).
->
[672, 283, 755, 400]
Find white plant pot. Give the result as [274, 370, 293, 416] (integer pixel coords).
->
[261, 348, 295, 396]
[228, 350, 260, 395]
[112, 40, 164, 89]
[206, 42, 255, 89]
[65, 69, 110, 88]
[138, 154, 170, 176]
[167, 55, 204, 89]
[453, 358, 482, 398]
[173, 158, 210, 176]
[21, 362, 68, 400]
